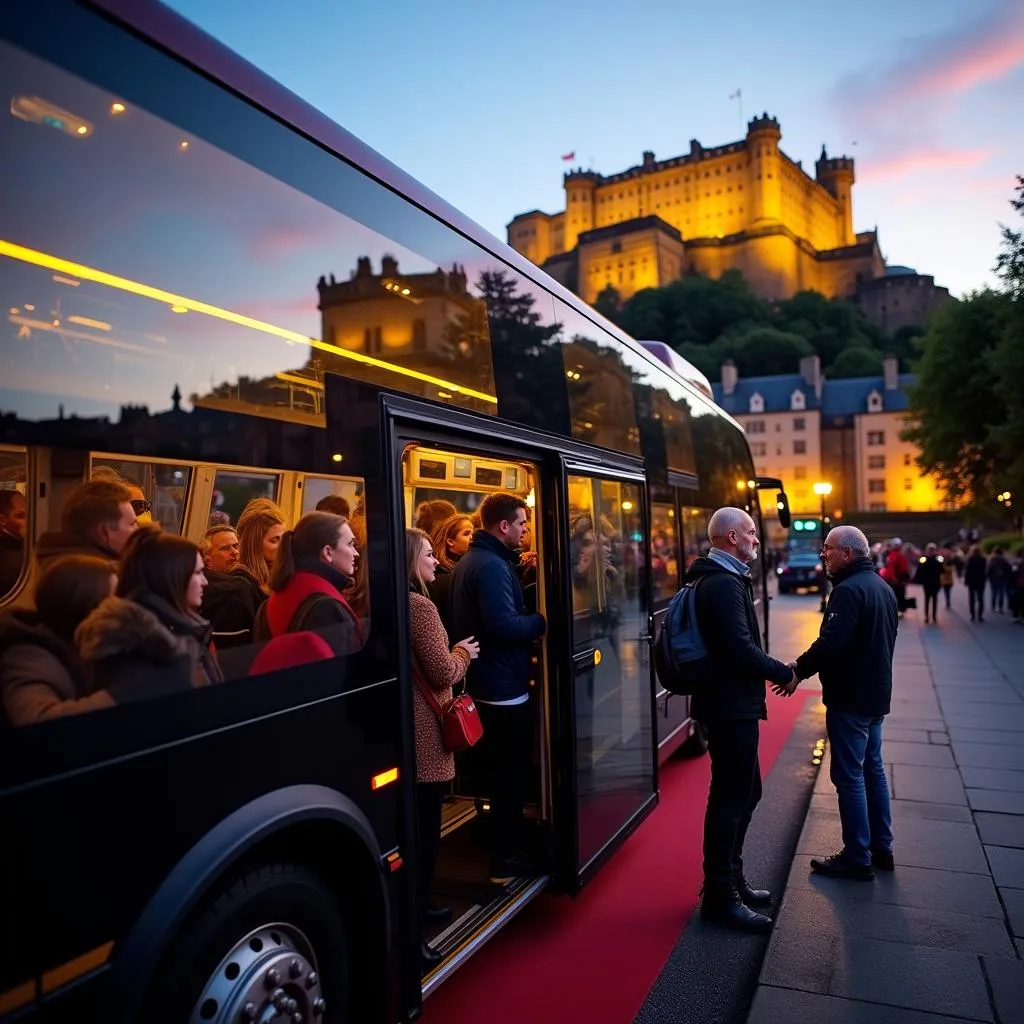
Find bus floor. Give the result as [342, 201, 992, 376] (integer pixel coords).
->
[424, 799, 546, 956]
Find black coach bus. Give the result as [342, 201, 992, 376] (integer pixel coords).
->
[0, 2, 780, 1020]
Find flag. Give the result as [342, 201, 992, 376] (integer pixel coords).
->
[561, 151, 575, 161]
[729, 89, 741, 100]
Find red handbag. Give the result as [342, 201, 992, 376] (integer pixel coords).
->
[413, 664, 484, 751]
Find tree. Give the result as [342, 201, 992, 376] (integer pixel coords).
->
[903, 290, 1012, 506]
[830, 346, 884, 378]
[729, 325, 814, 376]
[593, 285, 623, 323]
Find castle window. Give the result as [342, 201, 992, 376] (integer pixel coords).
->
[611, 241, 621, 254]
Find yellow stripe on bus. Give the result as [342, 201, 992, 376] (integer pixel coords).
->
[0, 240, 498, 406]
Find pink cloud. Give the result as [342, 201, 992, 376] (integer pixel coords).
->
[859, 146, 996, 184]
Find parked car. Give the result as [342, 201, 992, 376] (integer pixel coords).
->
[777, 549, 826, 594]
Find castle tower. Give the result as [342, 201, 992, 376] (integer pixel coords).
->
[746, 113, 782, 225]
[563, 169, 599, 253]
[815, 146, 856, 246]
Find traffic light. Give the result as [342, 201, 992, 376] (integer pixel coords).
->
[791, 519, 821, 533]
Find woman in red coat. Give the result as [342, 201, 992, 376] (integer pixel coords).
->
[406, 527, 479, 970]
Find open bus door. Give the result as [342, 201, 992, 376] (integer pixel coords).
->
[558, 463, 658, 892]
[752, 477, 790, 653]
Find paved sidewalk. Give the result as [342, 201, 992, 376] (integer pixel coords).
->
[748, 582, 1024, 1024]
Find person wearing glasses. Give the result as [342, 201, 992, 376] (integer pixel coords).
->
[777, 525, 898, 880]
[685, 506, 795, 934]
[37, 480, 139, 567]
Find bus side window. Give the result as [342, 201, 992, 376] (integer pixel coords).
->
[90, 457, 192, 534]
[0, 450, 29, 601]
[210, 470, 280, 528]
[650, 502, 679, 604]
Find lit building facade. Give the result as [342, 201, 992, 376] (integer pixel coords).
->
[509, 115, 885, 304]
[713, 355, 952, 528]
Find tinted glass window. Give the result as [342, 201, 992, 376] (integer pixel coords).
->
[650, 502, 679, 604]
[0, 34, 498, 435]
[0, 449, 28, 599]
[90, 457, 192, 534]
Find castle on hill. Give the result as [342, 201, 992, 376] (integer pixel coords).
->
[507, 114, 944, 318]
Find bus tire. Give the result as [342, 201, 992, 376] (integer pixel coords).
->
[143, 861, 350, 1024]
[679, 719, 709, 758]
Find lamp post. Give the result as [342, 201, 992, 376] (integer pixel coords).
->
[813, 481, 833, 612]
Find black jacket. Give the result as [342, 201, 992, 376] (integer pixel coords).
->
[201, 571, 262, 649]
[427, 562, 457, 638]
[965, 555, 987, 589]
[687, 555, 791, 722]
[36, 530, 119, 567]
[0, 530, 24, 594]
[450, 531, 546, 702]
[795, 556, 898, 717]
[914, 555, 943, 590]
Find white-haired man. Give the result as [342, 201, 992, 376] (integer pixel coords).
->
[687, 506, 796, 933]
[779, 524, 898, 879]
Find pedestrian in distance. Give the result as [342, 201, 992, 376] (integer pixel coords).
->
[964, 545, 987, 623]
[987, 547, 1012, 615]
[776, 525, 898, 880]
[686, 506, 796, 934]
[939, 550, 955, 610]
[914, 543, 943, 624]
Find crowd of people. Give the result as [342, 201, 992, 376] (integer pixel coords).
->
[874, 537, 1024, 625]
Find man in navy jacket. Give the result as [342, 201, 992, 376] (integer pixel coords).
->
[451, 492, 546, 882]
[782, 525, 898, 879]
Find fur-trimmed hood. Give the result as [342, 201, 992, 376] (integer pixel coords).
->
[75, 596, 193, 665]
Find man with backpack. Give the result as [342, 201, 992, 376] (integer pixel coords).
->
[685, 507, 796, 933]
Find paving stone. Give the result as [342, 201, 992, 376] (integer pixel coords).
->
[887, 818, 990, 874]
[786, 856, 1004, 918]
[777, 886, 1015, 956]
[883, 728, 932, 743]
[893, 764, 968, 805]
[986, 846, 1024, 888]
[831, 940, 993, 1021]
[998, 887, 1024, 938]
[955, 743, 1024, 770]
[891, 798, 974, 823]
[969, 789, 1024, 814]
[882, 740, 956, 768]
[942, 709, 1024, 731]
[748, 986, 981, 1024]
[930, 731, 951, 745]
[975, 812, 1024, 848]
[758, 925, 834, 994]
[961, 768, 1024, 792]
[982, 956, 1024, 1024]
[949, 726, 1024, 746]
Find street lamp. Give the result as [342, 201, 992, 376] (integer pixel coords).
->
[813, 482, 833, 611]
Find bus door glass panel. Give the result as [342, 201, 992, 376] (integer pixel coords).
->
[0, 449, 28, 600]
[211, 470, 280, 527]
[650, 502, 680, 606]
[681, 506, 713, 569]
[90, 456, 192, 533]
[567, 473, 654, 872]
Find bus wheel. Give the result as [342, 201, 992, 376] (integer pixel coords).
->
[679, 719, 709, 758]
[148, 863, 349, 1024]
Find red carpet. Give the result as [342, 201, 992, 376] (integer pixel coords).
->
[422, 691, 811, 1024]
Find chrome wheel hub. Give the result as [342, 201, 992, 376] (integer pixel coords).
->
[191, 924, 326, 1024]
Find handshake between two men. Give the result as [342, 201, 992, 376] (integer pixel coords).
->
[771, 661, 802, 698]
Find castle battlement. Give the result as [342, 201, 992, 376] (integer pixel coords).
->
[747, 112, 781, 134]
[816, 146, 855, 178]
[317, 256, 469, 308]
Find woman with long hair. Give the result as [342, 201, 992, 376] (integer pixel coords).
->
[1, 554, 118, 726]
[427, 514, 474, 634]
[406, 527, 479, 969]
[76, 528, 223, 695]
[260, 512, 362, 651]
[234, 497, 287, 595]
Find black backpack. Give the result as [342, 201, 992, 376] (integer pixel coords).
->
[653, 577, 714, 696]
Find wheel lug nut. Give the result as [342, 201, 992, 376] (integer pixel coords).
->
[313, 996, 326, 1015]
[289, 958, 303, 979]
[266, 967, 281, 988]
[305, 971, 318, 989]
[242, 1003, 257, 1022]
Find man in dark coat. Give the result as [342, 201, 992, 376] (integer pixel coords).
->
[451, 492, 546, 883]
[782, 525, 898, 879]
[36, 480, 138, 566]
[686, 506, 795, 933]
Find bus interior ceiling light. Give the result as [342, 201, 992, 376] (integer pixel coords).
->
[0, 240, 497, 405]
[11, 95, 93, 138]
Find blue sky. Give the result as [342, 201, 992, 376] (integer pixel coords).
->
[171, 0, 1021, 299]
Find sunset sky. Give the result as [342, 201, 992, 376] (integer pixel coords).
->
[170, 0, 1022, 299]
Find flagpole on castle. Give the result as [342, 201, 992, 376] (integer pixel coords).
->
[729, 88, 743, 134]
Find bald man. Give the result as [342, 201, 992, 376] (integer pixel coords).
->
[781, 525, 898, 880]
[686, 506, 795, 933]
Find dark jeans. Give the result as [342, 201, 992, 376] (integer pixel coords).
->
[826, 708, 892, 866]
[991, 581, 1007, 612]
[923, 586, 939, 621]
[969, 586, 985, 620]
[416, 781, 445, 921]
[476, 698, 533, 864]
[942, 584, 952, 608]
[703, 718, 761, 893]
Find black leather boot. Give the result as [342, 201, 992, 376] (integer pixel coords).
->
[736, 875, 773, 907]
[700, 887, 772, 934]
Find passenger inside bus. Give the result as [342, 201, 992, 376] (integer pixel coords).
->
[0, 489, 27, 594]
[426, 514, 474, 636]
[200, 525, 262, 649]
[37, 480, 140, 566]
[233, 497, 287, 597]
